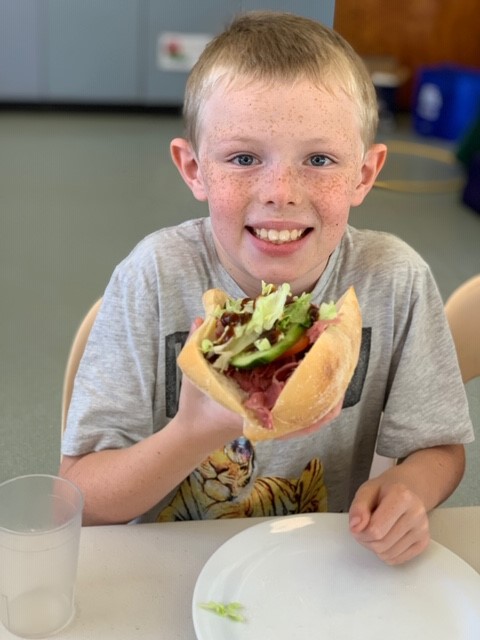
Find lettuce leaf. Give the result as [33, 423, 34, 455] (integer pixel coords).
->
[199, 601, 246, 622]
[319, 301, 337, 320]
[278, 291, 312, 329]
[247, 282, 290, 334]
[203, 283, 327, 371]
[205, 284, 291, 370]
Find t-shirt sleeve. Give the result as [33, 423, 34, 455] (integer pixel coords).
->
[376, 265, 474, 459]
[61, 251, 159, 456]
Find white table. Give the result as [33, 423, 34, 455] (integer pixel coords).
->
[2, 507, 479, 639]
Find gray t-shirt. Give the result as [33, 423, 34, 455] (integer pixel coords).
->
[62, 219, 474, 521]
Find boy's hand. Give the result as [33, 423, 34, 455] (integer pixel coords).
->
[348, 478, 430, 565]
[177, 318, 244, 445]
[181, 318, 343, 443]
[349, 445, 464, 565]
[178, 371, 244, 439]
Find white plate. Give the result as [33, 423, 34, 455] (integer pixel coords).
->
[192, 514, 480, 640]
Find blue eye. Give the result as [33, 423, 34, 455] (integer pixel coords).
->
[309, 155, 332, 167]
[232, 154, 256, 166]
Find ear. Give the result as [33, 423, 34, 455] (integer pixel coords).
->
[170, 137, 208, 202]
[350, 143, 387, 207]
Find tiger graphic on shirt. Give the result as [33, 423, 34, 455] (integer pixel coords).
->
[156, 436, 327, 521]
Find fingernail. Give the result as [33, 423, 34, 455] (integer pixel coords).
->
[349, 516, 361, 528]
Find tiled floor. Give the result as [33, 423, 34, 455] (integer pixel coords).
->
[0, 110, 478, 506]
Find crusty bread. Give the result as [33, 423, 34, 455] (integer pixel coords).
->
[177, 287, 362, 441]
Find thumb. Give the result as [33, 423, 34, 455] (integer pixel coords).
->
[349, 481, 379, 533]
[182, 318, 203, 350]
[189, 316, 204, 335]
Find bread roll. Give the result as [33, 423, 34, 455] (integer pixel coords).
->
[178, 286, 362, 441]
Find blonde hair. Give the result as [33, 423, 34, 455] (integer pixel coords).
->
[184, 12, 378, 152]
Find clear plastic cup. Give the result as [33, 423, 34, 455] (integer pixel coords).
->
[0, 474, 83, 638]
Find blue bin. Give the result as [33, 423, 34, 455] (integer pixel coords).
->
[413, 66, 480, 141]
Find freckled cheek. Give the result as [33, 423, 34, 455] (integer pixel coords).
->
[204, 187, 247, 238]
[309, 178, 352, 249]
[310, 177, 352, 212]
[202, 169, 253, 221]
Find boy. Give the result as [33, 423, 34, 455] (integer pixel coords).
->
[60, 12, 473, 565]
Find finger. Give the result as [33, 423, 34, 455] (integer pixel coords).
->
[349, 481, 380, 533]
[356, 489, 406, 542]
[191, 316, 204, 332]
[379, 534, 431, 566]
[183, 317, 204, 344]
[354, 491, 429, 566]
[360, 511, 423, 555]
[361, 484, 427, 544]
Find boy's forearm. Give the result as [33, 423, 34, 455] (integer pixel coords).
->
[383, 444, 465, 511]
[59, 418, 227, 525]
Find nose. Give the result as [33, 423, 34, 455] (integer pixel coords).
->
[259, 164, 302, 208]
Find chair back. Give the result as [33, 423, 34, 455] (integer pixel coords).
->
[61, 299, 102, 433]
[445, 275, 480, 383]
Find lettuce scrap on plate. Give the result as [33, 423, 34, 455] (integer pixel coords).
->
[199, 601, 246, 622]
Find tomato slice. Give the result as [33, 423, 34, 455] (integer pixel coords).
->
[276, 333, 310, 360]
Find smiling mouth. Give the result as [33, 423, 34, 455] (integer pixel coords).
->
[249, 227, 310, 244]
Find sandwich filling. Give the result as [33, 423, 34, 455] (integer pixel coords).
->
[201, 283, 338, 429]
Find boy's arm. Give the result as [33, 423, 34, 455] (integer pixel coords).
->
[59, 375, 245, 525]
[348, 444, 465, 565]
[60, 379, 344, 525]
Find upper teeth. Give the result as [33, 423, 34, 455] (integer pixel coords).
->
[254, 228, 305, 243]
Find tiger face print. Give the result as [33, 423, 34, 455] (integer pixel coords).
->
[156, 437, 327, 521]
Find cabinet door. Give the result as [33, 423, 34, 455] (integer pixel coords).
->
[46, 0, 141, 102]
[0, 0, 45, 99]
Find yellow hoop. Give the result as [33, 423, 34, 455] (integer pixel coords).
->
[374, 140, 465, 193]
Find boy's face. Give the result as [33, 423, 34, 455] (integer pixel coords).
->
[172, 79, 385, 297]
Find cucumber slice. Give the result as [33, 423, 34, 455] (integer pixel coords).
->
[230, 324, 306, 369]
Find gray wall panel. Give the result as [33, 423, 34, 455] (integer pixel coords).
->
[0, 0, 45, 98]
[46, 0, 140, 102]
